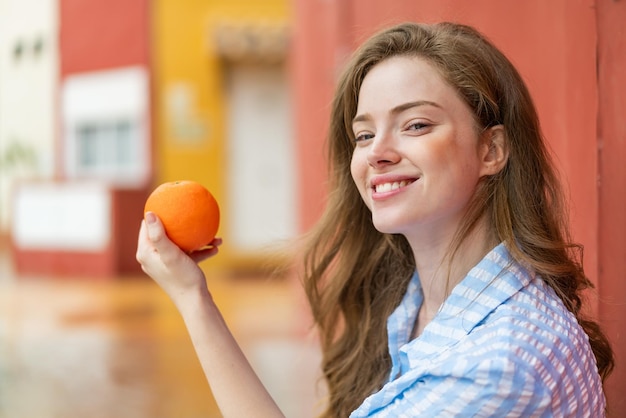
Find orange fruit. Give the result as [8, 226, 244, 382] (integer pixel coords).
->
[144, 180, 220, 252]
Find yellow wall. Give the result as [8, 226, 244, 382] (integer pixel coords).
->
[151, 0, 291, 271]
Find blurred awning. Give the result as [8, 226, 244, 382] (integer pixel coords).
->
[212, 20, 290, 64]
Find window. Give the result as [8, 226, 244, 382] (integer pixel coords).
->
[62, 66, 149, 188]
[75, 119, 138, 178]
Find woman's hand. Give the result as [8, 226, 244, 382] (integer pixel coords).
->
[136, 211, 222, 306]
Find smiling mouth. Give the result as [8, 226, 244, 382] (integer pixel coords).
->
[373, 179, 416, 193]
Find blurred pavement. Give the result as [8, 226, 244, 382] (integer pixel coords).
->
[0, 240, 324, 418]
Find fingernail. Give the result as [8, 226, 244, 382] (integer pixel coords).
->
[145, 212, 156, 225]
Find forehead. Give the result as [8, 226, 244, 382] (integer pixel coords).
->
[356, 56, 462, 115]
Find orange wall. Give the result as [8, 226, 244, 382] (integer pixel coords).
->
[292, 0, 625, 410]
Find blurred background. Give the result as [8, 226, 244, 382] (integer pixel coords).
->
[0, 0, 624, 417]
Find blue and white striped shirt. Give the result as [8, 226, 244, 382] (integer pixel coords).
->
[351, 243, 605, 417]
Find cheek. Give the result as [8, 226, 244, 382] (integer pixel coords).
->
[428, 134, 481, 174]
[420, 138, 461, 175]
[425, 139, 451, 160]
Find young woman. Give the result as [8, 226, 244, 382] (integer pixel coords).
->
[137, 22, 614, 417]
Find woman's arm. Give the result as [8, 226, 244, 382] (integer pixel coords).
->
[136, 212, 285, 418]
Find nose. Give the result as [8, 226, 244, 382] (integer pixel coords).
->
[367, 133, 400, 168]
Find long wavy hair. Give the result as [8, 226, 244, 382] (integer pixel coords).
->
[301, 22, 614, 418]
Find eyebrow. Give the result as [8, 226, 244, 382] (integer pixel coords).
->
[352, 100, 442, 124]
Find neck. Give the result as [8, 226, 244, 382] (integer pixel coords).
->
[408, 216, 497, 318]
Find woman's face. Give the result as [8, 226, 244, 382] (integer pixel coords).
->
[350, 56, 492, 242]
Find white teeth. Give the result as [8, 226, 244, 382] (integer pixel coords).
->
[375, 180, 410, 193]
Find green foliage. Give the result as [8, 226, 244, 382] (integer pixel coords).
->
[0, 140, 37, 172]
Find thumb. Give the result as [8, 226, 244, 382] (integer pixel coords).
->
[144, 211, 168, 245]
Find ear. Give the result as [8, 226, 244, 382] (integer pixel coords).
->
[478, 125, 509, 177]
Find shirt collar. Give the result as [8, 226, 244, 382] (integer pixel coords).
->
[386, 242, 534, 379]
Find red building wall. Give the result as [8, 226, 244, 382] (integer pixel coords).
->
[59, 0, 150, 75]
[60, 0, 151, 277]
[12, 0, 153, 278]
[292, 0, 625, 410]
[597, 0, 626, 411]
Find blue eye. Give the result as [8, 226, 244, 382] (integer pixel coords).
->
[408, 122, 429, 131]
[354, 133, 374, 142]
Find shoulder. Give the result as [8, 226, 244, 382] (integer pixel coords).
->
[486, 275, 595, 369]
[456, 276, 606, 416]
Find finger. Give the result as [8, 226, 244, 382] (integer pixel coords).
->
[189, 246, 220, 264]
[188, 238, 222, 263]
[189, 238, 222, 263]
[194, 237, 222, 249]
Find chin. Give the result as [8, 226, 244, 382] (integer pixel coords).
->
[372, 220, 402, 235]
